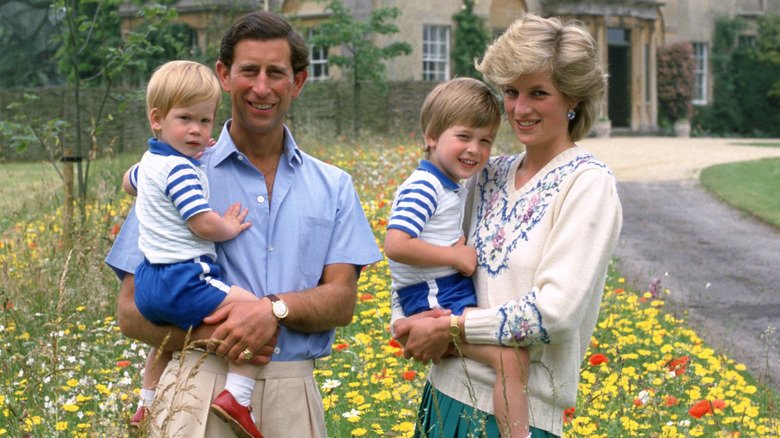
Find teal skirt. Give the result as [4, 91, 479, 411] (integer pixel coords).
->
[413, 382, 559, 438]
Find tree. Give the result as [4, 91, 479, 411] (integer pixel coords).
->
[755, 13, 780, 97]
[452, 0, 490, 79]
[309, 0, 411, 136]
[656, 41, 695, 124]
[0, 0, 178, 238]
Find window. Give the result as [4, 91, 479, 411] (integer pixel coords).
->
[692, 42, 708, 105]
[307, 29, 328, 81]
[422, 25, 450, 81]
[738, 35, 756, 47]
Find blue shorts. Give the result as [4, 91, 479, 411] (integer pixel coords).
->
[134, 256, 231, 330]
[397, 272, 477, 316]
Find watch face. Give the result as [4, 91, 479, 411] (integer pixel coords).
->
[273, 300, 288, 318]
[449, 326, 460, 337]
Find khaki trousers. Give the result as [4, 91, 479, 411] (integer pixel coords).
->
[147, 350, 327, 438]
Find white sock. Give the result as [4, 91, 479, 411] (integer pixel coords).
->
[139, 388, 155, 408]
[224, 373, 255, 406]
[224, 373, 256, 422]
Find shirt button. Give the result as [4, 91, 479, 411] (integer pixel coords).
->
[273, 347, 281, 355]
[237, 155, 244, 161]
[257, 195, 265, 203]
[268, 245, 274, 252]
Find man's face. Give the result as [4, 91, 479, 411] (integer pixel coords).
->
[216, 38, 307, 141]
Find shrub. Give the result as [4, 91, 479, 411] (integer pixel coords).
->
[657, 42, 695, 124]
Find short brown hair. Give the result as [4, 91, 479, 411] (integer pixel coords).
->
[420, 77, 501, 155]
[219, 11, 310, 74]
[477, 13, 607, 142]
[146, 60, 221, 122]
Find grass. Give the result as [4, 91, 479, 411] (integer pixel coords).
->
[0, 138, 778, 437]
[0, 161, 60, 219]
[700, 157, 780, 229]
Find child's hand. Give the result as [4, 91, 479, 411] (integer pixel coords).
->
[451, 236, 478, 277]
[193, 139, 217, 160]
[221, 202, 252, 236]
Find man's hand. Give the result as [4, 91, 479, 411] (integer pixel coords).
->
[204, 298, 279, 363]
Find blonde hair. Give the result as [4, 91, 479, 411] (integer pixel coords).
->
[146, 60, 222, 124]
[477, 14, 607, 142]
[420, 77, 501, 156]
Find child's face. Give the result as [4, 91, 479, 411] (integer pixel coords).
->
[149, 99, 217, 158]
[426, 124, 495, 182]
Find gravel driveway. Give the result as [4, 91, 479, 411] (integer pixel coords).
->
[578, 136, 780, 391]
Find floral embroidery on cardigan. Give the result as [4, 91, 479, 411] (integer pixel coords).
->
[471, 153, 609, 277]
[496, 290, 549, 345]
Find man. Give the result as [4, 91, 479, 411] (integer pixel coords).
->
[106, 11, 382, 437]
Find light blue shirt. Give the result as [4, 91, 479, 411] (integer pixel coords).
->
[106, 122, 383, 361]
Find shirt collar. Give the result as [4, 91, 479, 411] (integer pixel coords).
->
[209, 121, 303, 167]
[148, 138, 201, 166]
[418, 159, 461, 190]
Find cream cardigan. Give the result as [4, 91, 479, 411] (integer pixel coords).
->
[426, 146, 623, 436]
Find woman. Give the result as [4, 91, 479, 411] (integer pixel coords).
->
[393, 13, 623, 438]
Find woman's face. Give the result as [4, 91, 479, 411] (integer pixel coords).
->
[503, 71, 575, 150]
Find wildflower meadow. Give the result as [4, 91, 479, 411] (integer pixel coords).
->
[0, 136, 778, 437]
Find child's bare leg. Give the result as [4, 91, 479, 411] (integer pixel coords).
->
[459, 343, 530, 438]
[213, 286, 262, 408]
[134, 347, 172, 424]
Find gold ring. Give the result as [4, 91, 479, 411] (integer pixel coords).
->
[242, 348, 253, 360]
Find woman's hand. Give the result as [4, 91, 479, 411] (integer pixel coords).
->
[393, 308, 453, 365]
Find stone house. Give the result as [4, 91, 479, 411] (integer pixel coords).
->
[119, 0, 779, 134]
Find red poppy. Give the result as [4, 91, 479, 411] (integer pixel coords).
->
[378, 200, 386, 209]
[117, 360, 131, 367]
[109, 224, 120, 239]
[665, 396, 679, 406]
[563, 407, 575, 423]
[403, 370, 416, 381]
[361, 293, 373, 301]
[666, 356, 689, 376]
[614, 288, 624, 294]
[388, 339, 402, 349]
[588, 353, 608, 366]
[688, 399, 725, 418]
[334, 343, 349, 351]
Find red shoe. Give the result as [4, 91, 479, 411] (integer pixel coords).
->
[129, 406, 147, 434]
[211, 390, 264, 438]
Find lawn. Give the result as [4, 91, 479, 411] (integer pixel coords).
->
[0, 139, 778, 437]
[700, 157, 780, 229]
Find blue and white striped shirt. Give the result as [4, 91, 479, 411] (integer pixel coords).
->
[135, 139, 215, 263]
[387, 160, 468, 290]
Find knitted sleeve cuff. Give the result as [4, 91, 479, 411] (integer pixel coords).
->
[464, 308, 502, 345]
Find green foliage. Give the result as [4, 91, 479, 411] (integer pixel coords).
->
[4, 0, 178, 201]
[696, 15, 780, 137]
[451, 0, 490, 80]
[755, 13, 780, 97]
[309, 0, 412, 135]
[0, 0, 62, 87]
[656, 42, 695, 123]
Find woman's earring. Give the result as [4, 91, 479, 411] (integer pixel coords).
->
[567, 109, 576, 120]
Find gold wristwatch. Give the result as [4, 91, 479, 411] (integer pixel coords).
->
[267, 294, 289, 321]
[449, 315, 461, 342]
